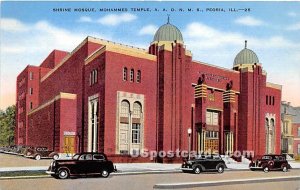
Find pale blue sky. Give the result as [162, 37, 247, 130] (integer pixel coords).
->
[1, 1, 300, 109]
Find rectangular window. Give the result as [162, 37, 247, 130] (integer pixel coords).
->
[298, 127, 300, 137]
[29, 72, 33, 80]
[298, 144, 300, 154]
[132, 123, 140, 143]
[30, 102, 33, 110]
[137, 70, 141, 83]
[266, 95, 268, 105]
[130, 69, 134, 82]
[29, 88, 33, 95]
[123, 67, 127, 81]
[206, 111, 219, 125]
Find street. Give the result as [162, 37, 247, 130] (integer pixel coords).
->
[1, 170, 299, 190]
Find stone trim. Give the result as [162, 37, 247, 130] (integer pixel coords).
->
[27, 92, 77, 115]
[266, 82, 282, 90]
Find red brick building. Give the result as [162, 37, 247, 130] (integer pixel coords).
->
[15, 21, 282, 162]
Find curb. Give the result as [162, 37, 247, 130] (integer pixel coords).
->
[153, 176, 300, 189]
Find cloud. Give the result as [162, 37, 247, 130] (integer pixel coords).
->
[286, 22, 300, 31]
[77, 16, 92, 23]
[1, 18, 29, 32]
[234, 16, 265, 26]
[97, 13, 137, 26]
[138, 25, 158, 35]
[287, 12, 297, 17]
[0, 18, 108, 109]
[183, 21, 300, 106]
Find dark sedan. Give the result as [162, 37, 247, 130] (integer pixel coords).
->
[249, 154, 291, 172]
[181, 155, 227, 174]
[46, 152, 117, 179]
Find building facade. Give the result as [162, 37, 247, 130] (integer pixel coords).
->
[15, 21, 282, 162]
[281, 102, 300, 158]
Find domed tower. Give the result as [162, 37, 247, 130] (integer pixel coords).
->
[150, 18, 192, 162]
[233, 40, 260, 70]
[235, 41, 268, 157]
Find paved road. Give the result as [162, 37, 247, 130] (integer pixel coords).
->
[0, 170, 299, 190]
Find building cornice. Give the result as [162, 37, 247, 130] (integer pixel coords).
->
[266, 82, 282, 90]
[28, 92, 76, 115]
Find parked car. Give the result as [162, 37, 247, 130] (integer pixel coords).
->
[181, 154, 227, 174]
[46, 152, 117, 179]
[249, 154, 291, 172]
[24, 147, 59, 160]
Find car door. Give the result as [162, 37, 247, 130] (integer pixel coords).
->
[92, 154, 106, 174]
[77, 153, 93, 175]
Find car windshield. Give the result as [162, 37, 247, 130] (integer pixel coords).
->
[72, 154, 80, 160]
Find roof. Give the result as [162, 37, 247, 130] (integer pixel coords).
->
[153, 23, 183, 42]
[233, 41, 259, 66]
[281, 102, 300, 123]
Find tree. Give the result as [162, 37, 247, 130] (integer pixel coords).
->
[0, 105, 16, 146]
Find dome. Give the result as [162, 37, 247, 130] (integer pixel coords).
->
[234, 41, 259, 66]
[153, 22, 183, 42]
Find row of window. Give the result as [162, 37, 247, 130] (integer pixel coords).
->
[123, 67, 141, 83]
[206, 131, 219, 139]
[89, 69, 98, 86]
[266, 95, 275, 106]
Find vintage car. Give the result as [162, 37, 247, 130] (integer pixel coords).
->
[249, 154, 291, 172]
[24, 146, 59, 160]
[181, 155, 227, 174]
[46, 152, 117, 179]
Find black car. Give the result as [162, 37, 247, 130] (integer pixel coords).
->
[24, 147, 59, 160]
[181, 155, 227, 174]
[249, 154, 292, 172]
[46, 152, 117, 179]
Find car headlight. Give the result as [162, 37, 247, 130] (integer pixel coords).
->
[187, 161, 193, 165]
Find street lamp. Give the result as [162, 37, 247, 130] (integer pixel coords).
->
[188, 128, 192, 160]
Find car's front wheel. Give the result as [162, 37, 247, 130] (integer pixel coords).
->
[194, 166, 201, 174]
[35, 154, 41, 160]
[58, 168, 69, 179]
[263, 166, 269, 173]
[101, 170, 110, 178]
[217, 165, 225, 173]
[282, 165, 288, 172]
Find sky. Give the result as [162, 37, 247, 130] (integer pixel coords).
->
[1, 1, 300, 110]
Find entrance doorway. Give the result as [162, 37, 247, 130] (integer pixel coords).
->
[64, 136, 75, 154]
[88, 97, 99, 152]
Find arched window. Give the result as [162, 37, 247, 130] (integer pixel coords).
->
[120, 100, 130, 117]
[265, 118, 269, 127]
[132, 102, 142, 144]
[94, 69, 98, 84]
[270, 118, 275, 127]
[137, 70, 141, 83]
[133, 102, 142, 118]
[130, 69, 134, 82]
[123, 67, 127, 81]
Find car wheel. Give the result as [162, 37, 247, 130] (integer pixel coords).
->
[217, 165, 224, 173]
[35, 154, 41, 160]
[263, 166, 269, 173]
[53, 154, 59, 160]
[194, 166, 201, 174]
[58, 168, 69, 179]
[282, 166, 288, 172]
[101, 170, 110, 178]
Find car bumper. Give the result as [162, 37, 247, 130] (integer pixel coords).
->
[249, 166, 262, 169]
[46, 171, 55, 174]
[180, 167, 194, 171]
